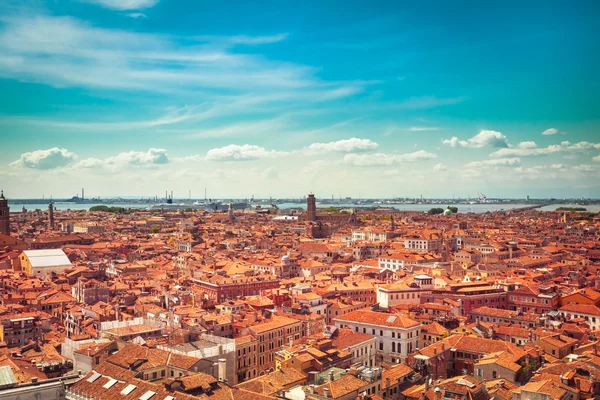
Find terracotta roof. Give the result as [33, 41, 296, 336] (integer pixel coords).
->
[335, 310, 420, 329]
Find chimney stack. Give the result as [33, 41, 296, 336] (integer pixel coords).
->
[218, 358, 226, 382]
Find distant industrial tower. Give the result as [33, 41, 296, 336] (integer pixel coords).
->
[0, 190, 10, 235]
[306, 193, 317, 222]
[228, 203, 234, 224]
[48, 202, 55, 230]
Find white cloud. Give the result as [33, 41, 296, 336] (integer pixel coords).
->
[433, 163, 447, 172]
[516, 141, 537, 149]
[491, 141, 600, 157]
[10, 147, 76, 169]
[542, 128, 565, 136]
[308, 138, 378, 154]
[464, 158, 521, 168]
[82, 0, 158, 10]
[229, 33, 289, 45]
[127, 13, 147, 18]
[75, 158, 105, 169]
[442, 130, 508, 148]
[593, 155, 600, 162]
[408, 127, 439, 132]
[343, 150, 437, 167]
[105, 148, 169, 166]
[396, 96, 466, 109]
[573, 164, 600, 173]
[205, 144, 288, 161]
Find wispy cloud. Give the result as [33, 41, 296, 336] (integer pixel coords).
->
[408, 126, 439, 132]
[3, 105, 207, 131]
[229, 33, 289, 45]
[0, 13, 336, 94]
[490, 141, 600, 157]
[343, 150, 437, 166]
[81, 0, 158, 11]
[396, 96, 466, 109]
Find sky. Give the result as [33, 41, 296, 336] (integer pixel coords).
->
[0, 0, 599, 199]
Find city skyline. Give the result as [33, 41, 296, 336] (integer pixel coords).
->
[1, 1, 599, 198]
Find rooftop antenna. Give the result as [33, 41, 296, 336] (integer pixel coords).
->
[204, 188, 207, 201]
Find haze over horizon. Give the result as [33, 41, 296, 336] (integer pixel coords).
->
[1, 1, 599, 198]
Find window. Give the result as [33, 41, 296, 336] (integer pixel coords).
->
[492, 371, 497, 379]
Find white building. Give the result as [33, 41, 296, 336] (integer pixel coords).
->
[377, 275, 434, 308]
[404, 232, 443, 253]
[334, 309, 421, 364]
[21, 249, 73, 277]
[559, 304, 600, 331]
[73, 222, 105, 234]
[352, 230, 388, 243]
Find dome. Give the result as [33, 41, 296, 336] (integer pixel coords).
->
[443, 208, 453, 215]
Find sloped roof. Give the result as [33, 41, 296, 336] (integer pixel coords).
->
[23, 249, 72, 268]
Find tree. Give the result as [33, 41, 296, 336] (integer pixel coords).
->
[428, 208, 444, 215]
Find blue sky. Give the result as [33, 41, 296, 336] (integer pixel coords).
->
[1, 0, 599, 199]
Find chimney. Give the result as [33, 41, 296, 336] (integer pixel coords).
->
[218, 358, 226, 382]
[323, 387, 330, 398]
[386, 377, 391, 398]
[31, 377, 38, 383]
[329, 370, 335, 382]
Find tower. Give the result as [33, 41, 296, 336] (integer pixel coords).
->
[0, 190, 10, 236]
[228, 203, 234, 223]
[48, 202, 55, 230]
[306, 193, 316, 222]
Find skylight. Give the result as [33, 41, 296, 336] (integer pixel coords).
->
[140, 390, 156, 400]
[121, 384, 137, 395]
[87, 372, 101, 383]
